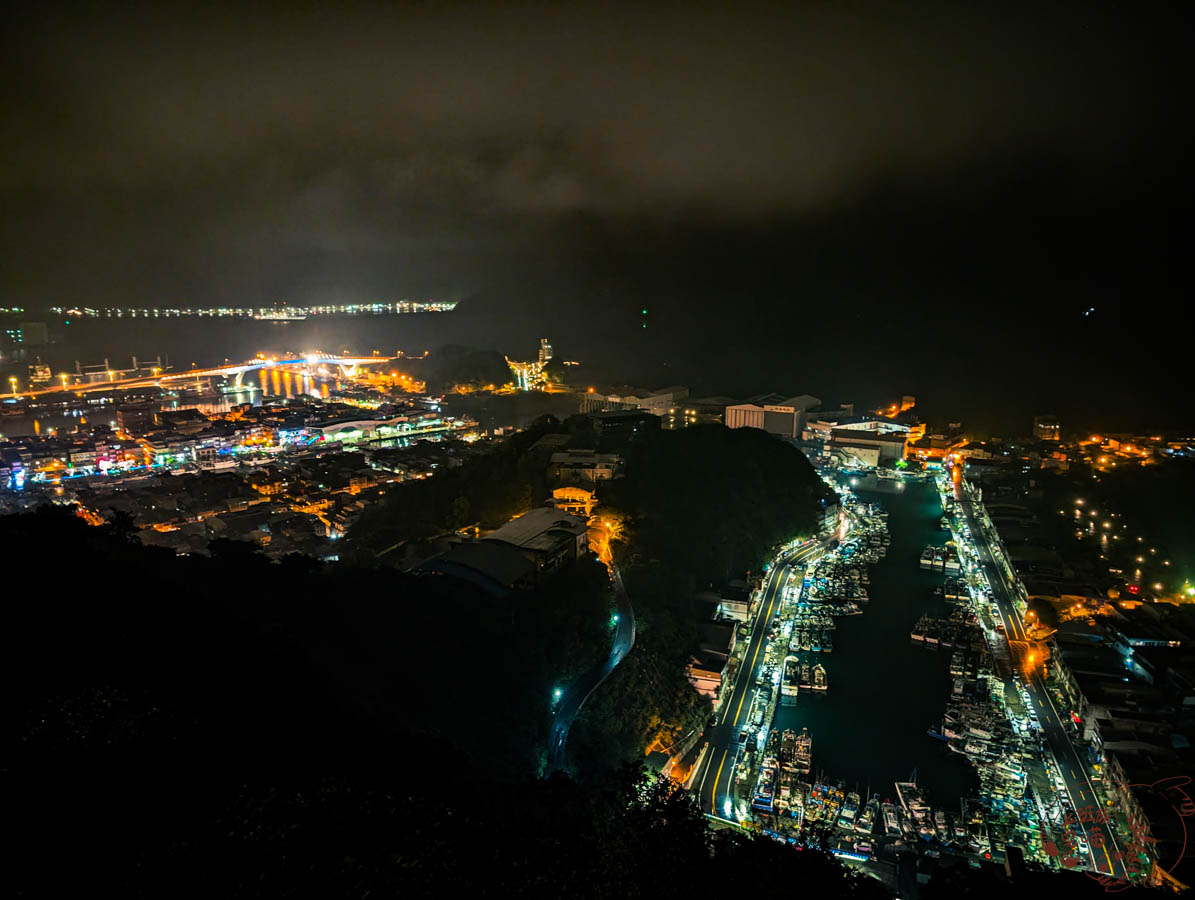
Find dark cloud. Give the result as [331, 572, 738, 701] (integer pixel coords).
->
[3, 3, 1191, 215]
[1, 2, 1191, 429]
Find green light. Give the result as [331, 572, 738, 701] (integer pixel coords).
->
[641, 308, 647, 314]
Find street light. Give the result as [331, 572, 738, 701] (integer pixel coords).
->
[59, 373, 69, 389]
[8, 376, 18, 395]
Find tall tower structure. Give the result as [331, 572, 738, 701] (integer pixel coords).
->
[506, 338, 553, 391]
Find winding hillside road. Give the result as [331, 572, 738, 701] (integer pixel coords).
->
[546, 564, 636, 774]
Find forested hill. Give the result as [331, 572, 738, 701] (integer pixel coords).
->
[603, 424, 836, 583]
[568, 425, 835, 775]
[4, 507, 889, 898]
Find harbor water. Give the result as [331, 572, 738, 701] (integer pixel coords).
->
[771, 474, 978, 807]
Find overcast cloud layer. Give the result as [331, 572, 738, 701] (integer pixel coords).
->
[5, 3, 1191, 215]
[1, 2, 1191, 429]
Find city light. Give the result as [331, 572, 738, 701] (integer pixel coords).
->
[48, 301, 457, 318]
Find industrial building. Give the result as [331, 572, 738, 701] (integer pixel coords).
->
[828, 426, 909, 465]
[415, 506, 591, 595]
[483, 506, 590, 575]
[674, 396, 736, 428]
[724, 393, 820, 439]
[585, 409, 661, 440]
[550, 449, 622, 483]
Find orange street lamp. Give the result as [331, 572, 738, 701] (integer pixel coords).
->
[59, 373, 69, 389]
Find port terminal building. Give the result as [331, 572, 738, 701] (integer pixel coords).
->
[801, 413, 916, 466]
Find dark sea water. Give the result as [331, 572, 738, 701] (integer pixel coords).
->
[771, 475, 979, 808]
[1, 314, 464, 379]
[0, 314, 460, 438]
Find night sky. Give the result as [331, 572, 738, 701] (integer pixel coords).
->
[3, 3, 1191, 431]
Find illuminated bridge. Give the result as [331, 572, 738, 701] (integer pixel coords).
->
[20, 355, 391, 398]
[160, 355, 388, 385]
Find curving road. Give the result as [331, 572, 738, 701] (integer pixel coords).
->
[955, 480, 1126, 879]
[693, 537, 831, 819]
[545, 563, 636, 774]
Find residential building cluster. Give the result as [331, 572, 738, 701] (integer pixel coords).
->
[401, 431, 628, 595]
[1, 385, 480, 556]
[580, 386, 932, 468]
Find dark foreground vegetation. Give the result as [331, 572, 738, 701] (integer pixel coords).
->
[571, 424, 836, 773]
[6, 504, 1156, 896]
[348, 416, 836, 775]
[7, 508, 887, 897]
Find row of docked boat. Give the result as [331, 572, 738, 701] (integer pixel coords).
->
[745, 484, 884, 821]
[803, 555, 872, 605]
[933, 575, 967, 601]
[780, 657, 828, 701]
[789, 626, 833, 653]
[878, 783, 973, 849]
[932, 643, 1032, 802]
[754, 727, 815, 812]
[919, 544, 961, 571]
[909, 608, 980, 647]
[772, 772, 983, 853]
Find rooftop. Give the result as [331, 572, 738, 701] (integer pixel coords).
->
[485, 507, 587, 548]
[830, 428, 908, 443]
[416, 540, 536, 594]
[527, 433, 572, 453]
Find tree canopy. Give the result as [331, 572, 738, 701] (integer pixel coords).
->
[7, 507, 885, 897]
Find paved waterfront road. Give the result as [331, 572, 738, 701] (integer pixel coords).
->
[694, 539, 828, 819]
[956, 484, 1126, 880]
[546, 564, 636, 774]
